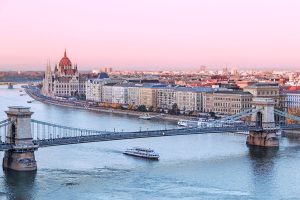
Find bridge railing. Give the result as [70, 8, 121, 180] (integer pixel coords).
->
[30, 119, 187, 140]
[0, 119, 15, 143]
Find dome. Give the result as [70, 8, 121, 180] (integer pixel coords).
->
[59, 49, 72, 68]
[97, 72, 109, 79]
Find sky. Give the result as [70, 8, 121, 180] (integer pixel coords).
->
[0, 0, 300, 71]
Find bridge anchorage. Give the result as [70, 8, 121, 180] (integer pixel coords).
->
[246, 98, 279, 147]
[3, 107, 38, 171]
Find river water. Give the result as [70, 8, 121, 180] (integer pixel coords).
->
[0, 85, 300, 200]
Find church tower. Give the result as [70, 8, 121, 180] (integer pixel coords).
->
[42, 60, 53, 96]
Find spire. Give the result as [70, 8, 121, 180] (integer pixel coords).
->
[64, 49, 67, 57]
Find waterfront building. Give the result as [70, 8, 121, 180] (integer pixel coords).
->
[202, 91, 253, 115]
[86, 72, 116, 102]
[243, 82, 280, 106]
[139, 85, 158, 108]
[112, 84, 129, 104]
[42, 50, 86, 98]
[174, 87, 213, 112]
[156, 86, 175, 110]
[102, 83, 116, 103]
[128, 85, 142, 106]
[280, 88, 300, 110]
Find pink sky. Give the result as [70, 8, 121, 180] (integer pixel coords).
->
[0, 0, 300, 71]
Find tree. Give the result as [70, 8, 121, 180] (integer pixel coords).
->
[287, 108, 300, 124]
[209, 111, 216, 118]
[148, 106, 154, 112]
[137, 105, 147, 112]
[169, 103, 180, 115]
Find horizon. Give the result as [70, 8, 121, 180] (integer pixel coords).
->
[1, 0, 300, 71]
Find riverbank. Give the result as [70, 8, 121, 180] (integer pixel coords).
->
[25, 87, 196, 122]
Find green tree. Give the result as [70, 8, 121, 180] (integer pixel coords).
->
[169, 103, 180, 115]
[137, 105, 147, 112]
[148, 106, 154, 112]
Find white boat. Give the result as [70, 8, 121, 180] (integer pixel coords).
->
[178, 119, 188, 127]
[139, 113, 152, 120]
[123, 147, 159, 159]
[177, 119, 198, 127]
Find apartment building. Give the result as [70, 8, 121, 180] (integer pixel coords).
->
[112, 84, 129, 104]
[203, 91, 253, 115]
[174, 87, 213, 112]
[85, 72, 111, 102]
[128, 85, 142, 106]
[156, 87, 175, 110]
[139, 85, 157, 108]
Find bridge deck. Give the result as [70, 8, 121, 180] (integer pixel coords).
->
[33, 127, 247, 147]
[0, 127, 249, 150]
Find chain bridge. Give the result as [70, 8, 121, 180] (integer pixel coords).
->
[1, 97, 300, 171]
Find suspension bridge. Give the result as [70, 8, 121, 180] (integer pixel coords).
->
[1, 97, 300, 171]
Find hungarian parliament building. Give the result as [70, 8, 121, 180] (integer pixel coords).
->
[42, 50, 86, 97]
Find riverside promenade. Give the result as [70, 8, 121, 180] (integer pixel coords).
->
[24, 86, 197, 122]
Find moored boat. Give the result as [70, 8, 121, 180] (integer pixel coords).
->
[177, 119, 198, 127]
[123, 147, 159, 159]
[139, 113, 152, 120]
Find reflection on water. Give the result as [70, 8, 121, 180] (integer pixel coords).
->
[248, 145, 279, 199]
[248, 144, 278, 177]
[4, 170, 36, 200]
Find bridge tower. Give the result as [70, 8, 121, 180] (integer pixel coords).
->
[3, 107, 38, 171]
[247, 98, 279, 147]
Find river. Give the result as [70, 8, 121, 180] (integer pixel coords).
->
[0, 85, 300, 200]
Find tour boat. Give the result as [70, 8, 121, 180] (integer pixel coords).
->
[123, 147, 159, 159]
[139, 113, 152, 120]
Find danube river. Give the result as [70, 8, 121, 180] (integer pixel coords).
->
[0, 85, 300, 200]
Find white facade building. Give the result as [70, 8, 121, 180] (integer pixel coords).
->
[86, 72, 112, 102]
[102, 84, 115, 103]
[112, 84, 129, 104]
[128, 85, 142, 106]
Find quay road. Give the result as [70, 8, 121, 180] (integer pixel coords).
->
[24, 86, 199, 122]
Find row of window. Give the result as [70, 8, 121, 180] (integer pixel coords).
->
[257, 90, 278, 95]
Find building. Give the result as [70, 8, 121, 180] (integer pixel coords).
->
[101, 67, 113, 74]
[202, 91, 253, 115]
[156, 86, 175, 110]
[42, 50, 86, 98]
[102, 83, 116, 103]
[85, 72, 111, 102]
[139, 85, 158, 108]
[243, 82, 280, 106]
[174, 87, 213, 112]
[128, 85, 143, 106]
[280, 89, 300, 110]
[112, 84, 129, 104]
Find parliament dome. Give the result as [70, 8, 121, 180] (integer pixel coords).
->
[59, 49, 72, 68]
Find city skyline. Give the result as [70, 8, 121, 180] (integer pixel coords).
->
[1, 0, 300, 70]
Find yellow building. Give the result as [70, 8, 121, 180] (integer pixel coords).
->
[139, 86, 157, 108]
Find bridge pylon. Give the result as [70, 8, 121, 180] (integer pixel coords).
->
[247, 98, 279, 147]
[3, 107, 38, 171]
